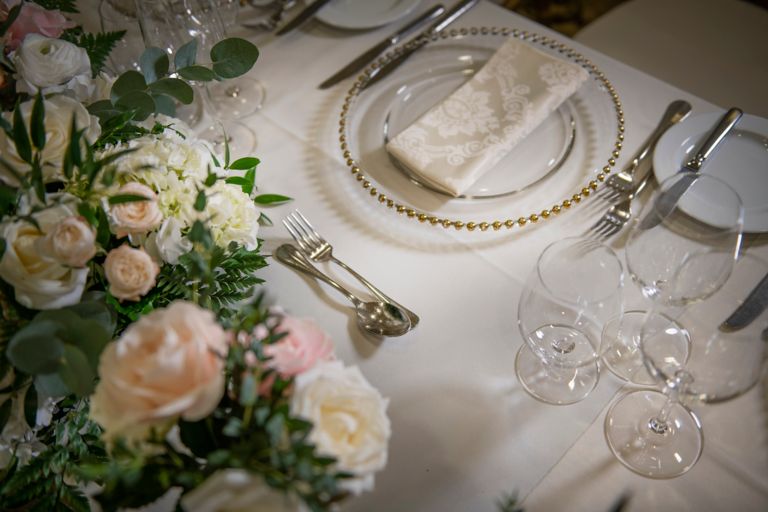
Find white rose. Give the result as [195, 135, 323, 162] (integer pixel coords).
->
[193, 181, 260, 250]
[109, 182, 164, 237]
[0, 95, 100, 185]
[36, 215, 96, 268]
[14, 34, 91, 95]
[0, 202, 89, 309]
[291, 361, 390, 495]
[180, 470, 299, 512]
[146, 217, 192, 265]
[104, 245, 160, 301]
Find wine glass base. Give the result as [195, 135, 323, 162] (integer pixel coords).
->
[604, 389, 703, 479]
[514, 345, 599, 405]
[196, 120, 257, 157]
[208, 77, 266, 119]
[602, 310, 690, 386]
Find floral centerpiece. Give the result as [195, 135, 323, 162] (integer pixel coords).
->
[0, 1, 390, 510]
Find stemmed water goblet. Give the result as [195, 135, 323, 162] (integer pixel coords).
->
[515, 237, 624, 405]
[602, 172, 747, 478]
[134, 0, 257, 154]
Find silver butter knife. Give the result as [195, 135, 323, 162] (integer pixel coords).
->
[275, 0, 334, 36]
[720, 272, 768, 331]
[361, 0, 479, 90]
[318, 4, 446, 89]
[639, 107, 743, 230]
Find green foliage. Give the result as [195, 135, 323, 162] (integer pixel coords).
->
[497, 492, 524, 512]
[32, 0, 79, 13]
[6, 302, 114, 397]
[0, 398, 105, 511]
[0, 5, 21, 39]
[61, 27, 125, 76]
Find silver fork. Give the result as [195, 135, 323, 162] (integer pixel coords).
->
[283, 210, 420, 327]
[586, 196, 633, 241]
[595, 100, 692, 204]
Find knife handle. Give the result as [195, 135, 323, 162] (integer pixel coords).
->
[686, 107, 743, 170]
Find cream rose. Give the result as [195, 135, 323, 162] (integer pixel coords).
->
[36, 216, 96, 268]
[14, 34, 91, 95]
[291, 361, 390, 495]
[90, 301, 228, 443]
[110, 182, 163, 237]
[0, 202, 88, 309]
[0, 95, 100, 185]
[180, 470, 299, 512]
[104, 245, 160, 301]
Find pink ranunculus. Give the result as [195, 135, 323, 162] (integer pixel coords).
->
[264, 316, 335, 378]
[1, 1, 75, 50]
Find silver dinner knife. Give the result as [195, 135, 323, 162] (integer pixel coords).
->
[318, 4, 446, 89]
[639, 107, 743, 230]
[275, 0, 334, 36]
[720, 272, 768, 331]
[360, 0, 479, 90]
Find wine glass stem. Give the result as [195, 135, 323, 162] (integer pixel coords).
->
[648, 370, 691, 434]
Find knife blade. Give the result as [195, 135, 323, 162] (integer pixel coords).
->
[720, 272, 768, 331]
[318, 4, 446, 89]
[361, 0, 479, 90]
[639, 107, 743, 230]
[275, 0, 334, 36]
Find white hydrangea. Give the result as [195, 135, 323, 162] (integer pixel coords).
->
[199, 181, 261, 251]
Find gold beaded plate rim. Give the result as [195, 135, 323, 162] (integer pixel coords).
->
[338, 27, 625, 233]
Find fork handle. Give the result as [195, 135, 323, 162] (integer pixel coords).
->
[274, 245, 361, 305]
[329, 255, 421, 327]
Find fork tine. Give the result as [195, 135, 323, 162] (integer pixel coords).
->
[290, 210, 323, 248]
[282, 217, 313, 254]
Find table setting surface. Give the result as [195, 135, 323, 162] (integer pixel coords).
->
[64, 1, 768, 510]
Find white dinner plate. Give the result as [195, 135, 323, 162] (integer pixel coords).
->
[316, 0, 421, 30]
[653, 112, 768, 233]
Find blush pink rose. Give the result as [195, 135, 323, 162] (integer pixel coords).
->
[90, 301, 229, 443]
[1, 1, 75, 50]
[264, 316, 335, 377]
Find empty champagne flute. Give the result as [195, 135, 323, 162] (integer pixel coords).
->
[515, 237, 624, 405]
[604, 253, 765, 479]
[601, 172, 744, 385]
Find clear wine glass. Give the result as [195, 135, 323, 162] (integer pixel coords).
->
[134, 0, 257, 155]
[206, 0, 266, 119]
[603, 173, 746, 479]
[605, 253, 765, 479]
[515, 237, 624, 405]
[99, 0, 143, 75]
[602, 173, 744, 385]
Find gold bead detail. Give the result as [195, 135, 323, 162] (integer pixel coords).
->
[505, 219, 515, 228]
[396, 205, 406, 214]
[454, 221, 464, 230]
[518, 217, 527, 226]
[597, 173, 605, 181]
[466, 222, 477, 231]
[562, 199, 572, 208]
[589, 180, 599, 190]
[581, 187, 591, 196]
[540, 209, 550, 218]
[479, 222, 490, 231]
[492, 221, 502, 230]
[552, 205, 561, 214]
[529, 214, 539, 223]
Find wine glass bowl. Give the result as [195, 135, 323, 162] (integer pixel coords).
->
[516, 237, 624, 405]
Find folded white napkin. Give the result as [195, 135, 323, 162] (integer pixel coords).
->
[386, 37, 589, 197]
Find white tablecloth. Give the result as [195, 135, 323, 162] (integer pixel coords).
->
[83, 1, 768, 510]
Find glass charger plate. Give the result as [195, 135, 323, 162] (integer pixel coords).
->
[338, 27, 625, 233]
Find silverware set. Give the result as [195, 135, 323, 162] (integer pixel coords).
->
[275, 210, 418, 337]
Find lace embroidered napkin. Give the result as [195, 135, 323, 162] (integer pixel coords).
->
[386, 37, 589, 197]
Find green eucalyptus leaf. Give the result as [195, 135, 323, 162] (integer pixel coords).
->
[8, 320, 65, 375]
[77, 202, 98, 227]
[179, 419, 218, 457]
[114, 91, 155, 121]
[229, 157, 259, 170]
[151, 94, 176, 117]
[139, 47, 169, 84]
[58, 345, 95, 396]
[177, 65, 216, 82]
[30, 92, 46, 150]
[0, 116, 11, 136]
[148, 77, 193, 105]
[0, 238, 5, 259]
[174, 38, 198, 69]
[35, 373, 69, 398]
[0, 399, 11, 433]
[188, 220, 213, 249]
[239, 373, 256, 406]
[210, 38, 259, 79]
[253, 194, 291, 205]
[23, 385, 37, 427]
[0, 4, 21, 39]
[0, 183, 16, 215]
[87, 99, 124, 122]
[111, 70, 148, 103]
[65, 300, 116, 337]
[11, 102, 32, 164]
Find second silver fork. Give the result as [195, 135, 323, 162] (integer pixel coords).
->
[283, 210, 420, 327]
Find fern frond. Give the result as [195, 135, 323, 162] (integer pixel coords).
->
[61, 28, 126, 76]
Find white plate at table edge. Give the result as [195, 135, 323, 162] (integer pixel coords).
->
[653, 111, 768, 233]
[316, 0, 421, 30]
